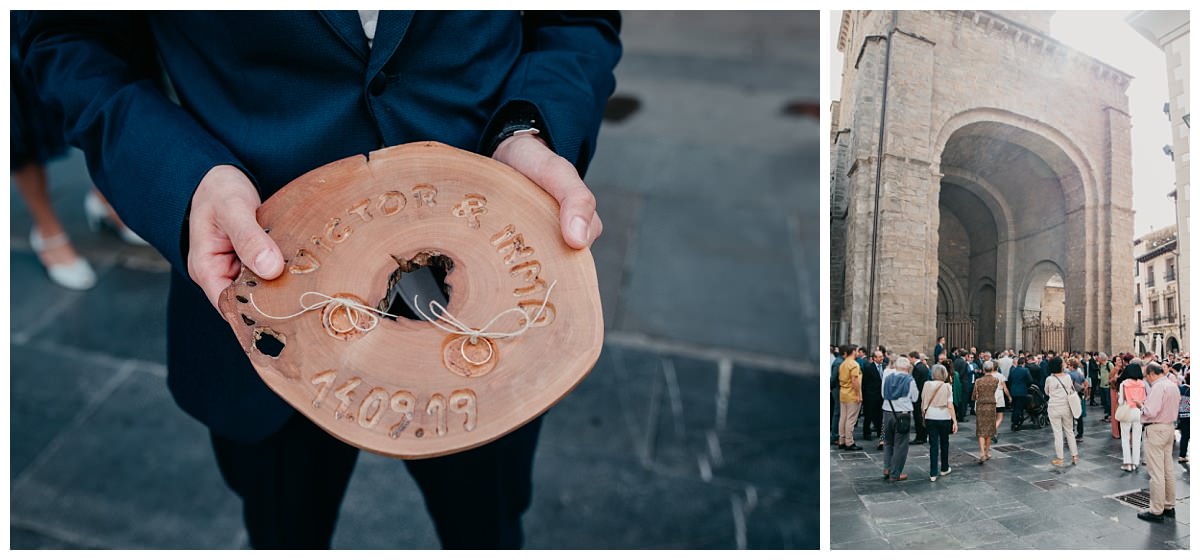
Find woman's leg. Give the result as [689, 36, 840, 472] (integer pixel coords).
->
[1180, 417, 1190, 460]
[1050, 410, 1066, 460]
[1121, 421, 1133, 466]
[1132, 420, 1143, 467]
[12, 163, 81, 266]
[927, 421, 941, 477]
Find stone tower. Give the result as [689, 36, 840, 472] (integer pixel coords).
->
[831, 10, 1134, 354]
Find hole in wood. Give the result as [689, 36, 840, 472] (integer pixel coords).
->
[253, 328, 286, 357]
[379, 251, 454, 321]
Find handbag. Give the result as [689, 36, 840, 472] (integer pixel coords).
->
[1115, 383, 1143, 423]
[1115, 403, 1141, 423]
[1054, 376, 1082, 419]
[888, 398, 911, 433]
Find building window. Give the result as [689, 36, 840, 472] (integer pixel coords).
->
[1136, 284, 1142, 305]
[1137, 311, 1143, 332]
[1136, 261, 1140, 277]
[1152, 300, 1160, 323]
[1166, 257, 1176, 281]
[1166, 296, 1176, 323]
[1147, 264, 1155, 288]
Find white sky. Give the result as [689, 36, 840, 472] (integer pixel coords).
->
[829, 10, 1179, 237]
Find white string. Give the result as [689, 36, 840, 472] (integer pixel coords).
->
[410, 280, 556, 345]
[246, 280, 557, 363]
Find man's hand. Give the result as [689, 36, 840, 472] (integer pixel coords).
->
[491, 134, 602, 249]
[188, 165, 284, 308]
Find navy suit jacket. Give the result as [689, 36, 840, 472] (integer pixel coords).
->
[20, 11, 622, 443]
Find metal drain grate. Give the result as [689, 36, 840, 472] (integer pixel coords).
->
[992, 445, 1022, 453]
[1032, 479, 1069, 491]
[1112, 489, 1151, 509]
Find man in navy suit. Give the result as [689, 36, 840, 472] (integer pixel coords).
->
[20, 11, 621, 549]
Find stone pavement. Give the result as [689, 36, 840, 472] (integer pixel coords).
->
[830, 404, 1191, 549]
[7, 12, 819, 549]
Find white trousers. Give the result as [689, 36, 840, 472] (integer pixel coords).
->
[1119, 419, 1142, 465]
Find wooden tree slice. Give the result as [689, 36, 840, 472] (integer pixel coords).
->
[217, 142, 604, 459]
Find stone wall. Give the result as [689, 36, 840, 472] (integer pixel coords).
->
[832, 10, 1135, 354]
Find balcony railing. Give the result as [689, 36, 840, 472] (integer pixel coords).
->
[1166, 271, 1177, 282]
[1148, 314, 1178, 326]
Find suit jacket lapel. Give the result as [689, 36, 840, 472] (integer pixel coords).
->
[367, 11, 414, 77]
[318, 10, 369, 62]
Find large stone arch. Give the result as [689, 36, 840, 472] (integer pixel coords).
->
[1019, 260, 1067, 321]
[937, 261, 969, 319]
[971, 277, 998, 351]
[933, 108, 1095, 351]
[933, 108, 1101, 211]
[940, 167, 1020, 346]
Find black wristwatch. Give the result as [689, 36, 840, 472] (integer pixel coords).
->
[483, 101, 546, 157]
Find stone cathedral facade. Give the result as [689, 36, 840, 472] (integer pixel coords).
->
[831, 11, 1135, 354]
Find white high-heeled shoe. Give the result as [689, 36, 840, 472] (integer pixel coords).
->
[85, 191, 150, 246]
[30, 227, 97, 290]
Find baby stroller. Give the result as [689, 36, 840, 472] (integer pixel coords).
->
[1024, 385, 1049, 428]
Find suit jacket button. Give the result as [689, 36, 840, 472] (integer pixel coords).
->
[370, 74, 387, 96]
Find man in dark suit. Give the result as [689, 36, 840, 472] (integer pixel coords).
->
[953, 349, 970, 418]
[861, 350, 885, 448]
[20, 11, 621, 549]
[1086, 352, 1101, 405]
[908, 351, 930, 444]
[1008, 358, 1035, 430]
[933, 336, 945, 367]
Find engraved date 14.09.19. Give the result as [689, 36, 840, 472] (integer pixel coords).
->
[309, 369, 477, 439]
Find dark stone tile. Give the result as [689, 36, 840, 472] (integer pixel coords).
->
[868, 503, 938, 537]
[330, 453, 438, 549]
[530, 346, 817, 549]
[8, 253, 86, 337]
[995, 511, 1068, 535]
[920, 499, 991, 526]
[9, 345, 124, 479]
[828, 512, 880, 545]
[10, 369, 243, 549]
[8, 526, 95, 550]
[615, 52, 810, 96]
[522, 456, 734, 549]
[977, 500, 1034, 520]
[621, 194, 808, 360]
[29, 264, 169, 364]
[833, 537, 893, 549]
[589, 186, 641, 331]
[535, 345, 662, 464]
[711, 364, 814, 489]
[830, 498, 868, 516]
[894, 519, 1015, 549]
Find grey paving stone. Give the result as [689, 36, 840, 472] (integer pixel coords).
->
[27, 264, 170, 364]
[833, 537, 894, 549]
[330, 453, 439, 549]
[828, 512, 880, 545]
[590, 186, 641, 331]
[861, 491, 909, 505]
[9, 253, 88, 338]
[522, 456, 736, 549]
[831, 412, 1190, 549]
[621, 195, 807, 360]
[921, 499, 992, 525]
[9, 526, 95, 550]
[9, 345, 125, 479]
[10, 369, 243, 549]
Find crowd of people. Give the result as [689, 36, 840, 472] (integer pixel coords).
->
[832, 341, 1191, 523]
